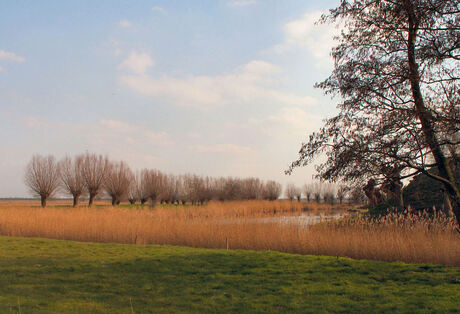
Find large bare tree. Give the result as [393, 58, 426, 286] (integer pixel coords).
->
[127, 170, 147, 205]
[312, 182, 323, 203]
[176, 175, 188, 205]
[303, 183, 313, 202]
[336, 185, 349, 204]
[242, 177, 264, 200]
[288, 0, 460, 225]
[263, 181, 282, 201]
[141, 169, 166, 205]
[104, 160, 134, 206]
[285, 183, 300, 201]
[81, 153, 109, 206]
[59, 155, 85, 207]
[24, 155, 60, 207]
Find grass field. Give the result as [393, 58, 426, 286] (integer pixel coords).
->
[0, 236, 459, 313]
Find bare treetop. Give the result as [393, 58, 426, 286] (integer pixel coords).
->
[59, 155, 85, 207]
[263, 181, 282, 201]
[81, 153, 109, 206]
[104, 160, 134, 205]
[24, 155, 60, 207]
[285, 183, 300, 201]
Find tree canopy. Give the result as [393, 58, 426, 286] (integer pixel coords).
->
[287, 0, 459, 225]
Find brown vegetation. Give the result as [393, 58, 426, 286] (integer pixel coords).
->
[0, 200, 458, 266]
[58, 155, 85, 207]
[24, 155, 60, 207]
[81, 153, 110, 207]
[285, 183, 301, 201]
[104, 160, 134, 205]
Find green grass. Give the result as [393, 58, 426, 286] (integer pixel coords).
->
[0, 236, 459, 313]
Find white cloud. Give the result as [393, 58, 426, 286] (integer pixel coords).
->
[249, 107, 322, 138]
[86, 120, 171, 168]
[98, 119, 173, 146]
[152, 6, 165, 12]
[22, 116, 172, 147]
[226, 0, 257, 7]
[0, 50, 25, 62]
[120, 60, 317, 109]
[195, 143, 256, 155]
[274, 11, 339, 66]
[0, 66, 4, 72]
[23, 116, 51, 128]
[118, 20, 132, 28]
[268, 107, 321, 130]
[118, 51, 154, 74]
[243, 60, 281, 74]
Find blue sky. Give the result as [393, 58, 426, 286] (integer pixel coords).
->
[0, 0, 341, 197]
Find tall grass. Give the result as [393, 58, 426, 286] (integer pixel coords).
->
[0, 200, 458, 266]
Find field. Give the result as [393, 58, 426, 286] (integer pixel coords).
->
[0, 200, 459, 266]
[1, 236, 459, 313]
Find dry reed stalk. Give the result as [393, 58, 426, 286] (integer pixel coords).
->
[0, 201, 458, 266]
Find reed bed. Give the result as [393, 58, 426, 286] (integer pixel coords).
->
[0, 200, 458, 266]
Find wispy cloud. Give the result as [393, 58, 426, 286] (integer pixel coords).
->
[249, 107, 322, 139]
[118, 19, 132, 28]
[0, 50, 25, 62]
[273, 11, 339, 67]
[99, 119, 173, 146]
[152, 6, 165, 12]
[195, 143, 256, 155]
[118, 51, 154, 74]
[120, 60, 317, 110]
[226, 0, 257, 7]
[22, 116, 173, 149]
[23, 116, 51, 128]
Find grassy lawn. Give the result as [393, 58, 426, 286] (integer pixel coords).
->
[0, 236, 459, 313]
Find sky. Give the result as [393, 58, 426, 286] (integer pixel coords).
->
[0, 0, 342, 197]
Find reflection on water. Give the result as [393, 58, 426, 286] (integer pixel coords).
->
[246, 213, 344, 226]
[217, 213, 344, 226]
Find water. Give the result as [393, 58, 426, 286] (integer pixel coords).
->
[216, 213, 344, 226]
[245, 213, 344, 226]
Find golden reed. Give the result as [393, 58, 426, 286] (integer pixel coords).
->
[0, 200, 458, 266]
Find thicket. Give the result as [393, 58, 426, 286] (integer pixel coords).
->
[404, 165, 460, 211]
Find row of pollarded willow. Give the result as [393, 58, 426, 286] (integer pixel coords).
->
[24, 153, 284, 207]
[26, 153, 115, 207]
[284, 182, 353, 204]
[129, 171, 283, 206]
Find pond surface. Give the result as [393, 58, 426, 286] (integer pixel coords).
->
[216, 213, 344, 226]
[246, 213, 344, 226]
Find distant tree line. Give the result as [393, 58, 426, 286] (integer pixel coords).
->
[284, 182, 359, 204]
[24, 153, 284, 207]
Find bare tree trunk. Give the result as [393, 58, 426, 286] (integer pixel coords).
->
[40, 195, 47, 208]
[442, 188, 454, 218]
[406, 4, 460, 227]
[88, 194, 95, 207]
[73, 195, 79, 207]
[394, 184, 404, 211]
